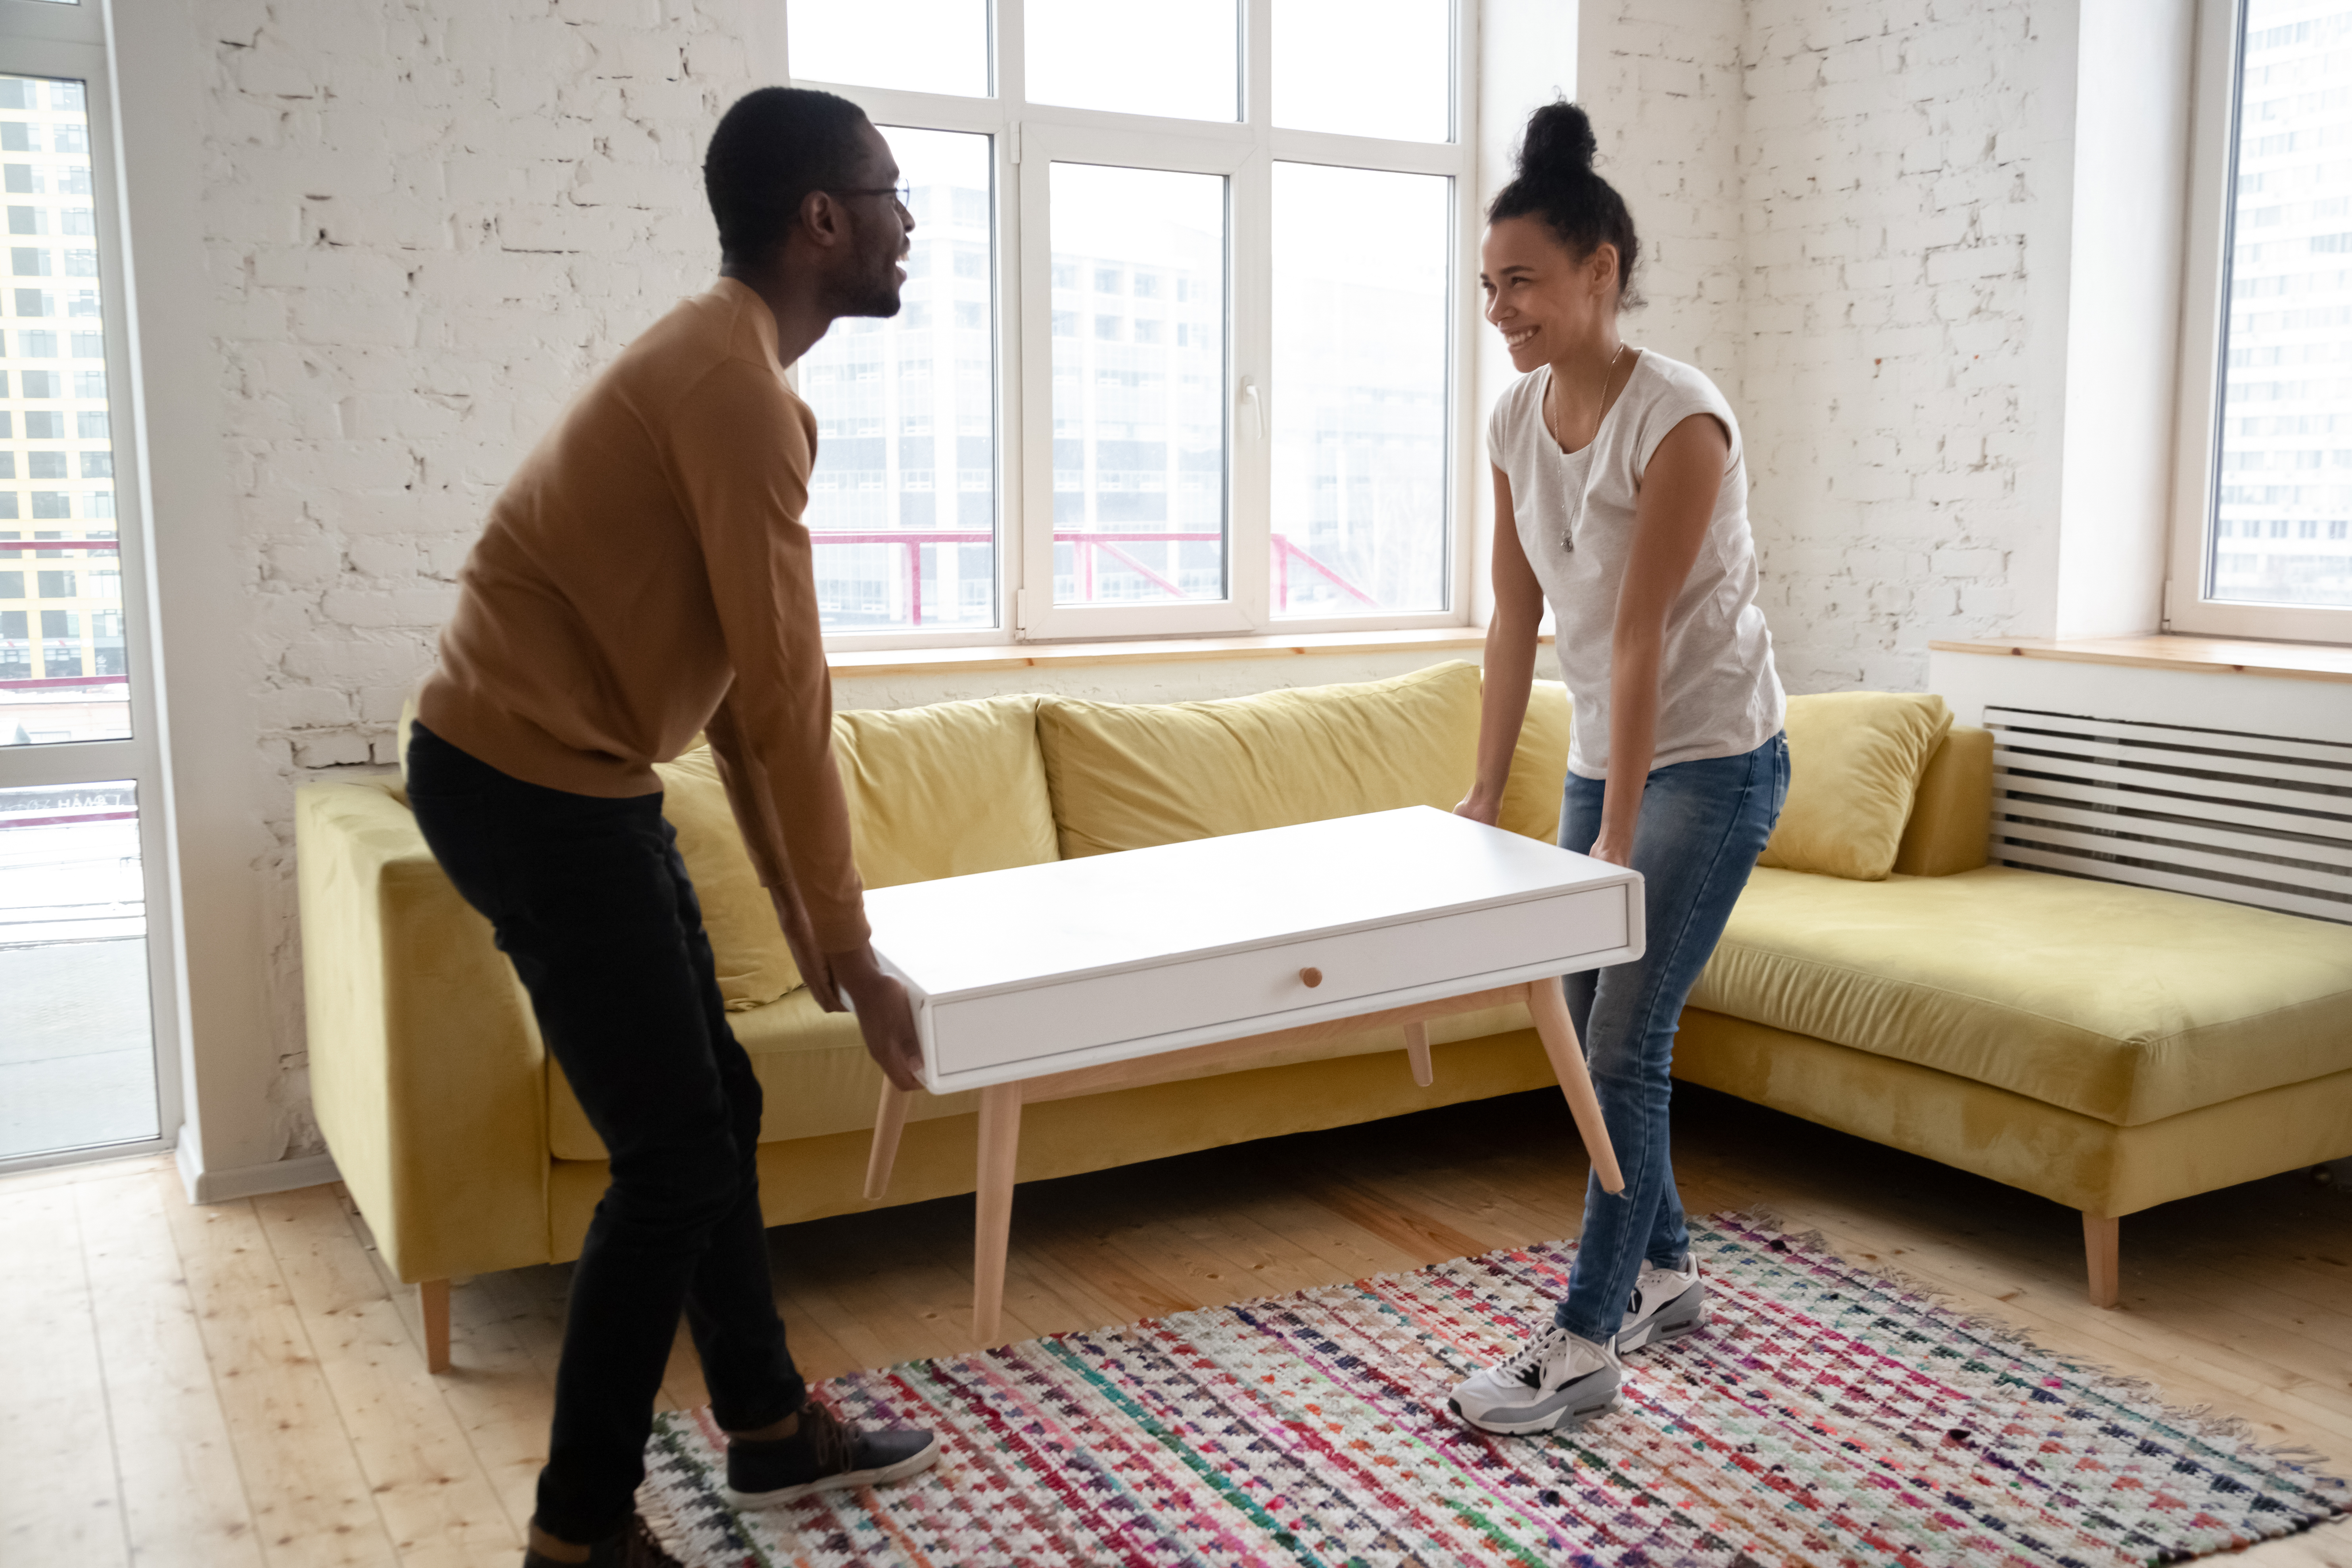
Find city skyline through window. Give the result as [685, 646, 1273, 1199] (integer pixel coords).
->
[0, 71, 123, 745]
[2211, 0, 2352, 608]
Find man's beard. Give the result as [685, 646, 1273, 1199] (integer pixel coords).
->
[838, 211, 906, 319]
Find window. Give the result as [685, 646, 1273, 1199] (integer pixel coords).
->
[6, 204, 37, 233]
[27, 450, 60, 477]
[79, 451, 107, 478]
[36, 570, 70, 597]
[12, 286, 44, 314]
[2174, 0, 2352, 638]
[785, 0, 1470, 643]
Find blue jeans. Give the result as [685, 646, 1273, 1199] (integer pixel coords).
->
[1552, 731, 1788, 1342]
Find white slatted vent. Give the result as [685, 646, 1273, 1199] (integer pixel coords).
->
[1986, 706, 2352, 925]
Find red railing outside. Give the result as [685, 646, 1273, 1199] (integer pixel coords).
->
[0, 537, 125, 692]
[811, 530, 1375, 624]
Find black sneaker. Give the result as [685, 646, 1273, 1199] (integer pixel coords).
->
[722, 1399, 940, 1509]
[520, 1513, 683, 1567]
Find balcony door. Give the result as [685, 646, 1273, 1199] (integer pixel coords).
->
[0, 2, 178, 1173]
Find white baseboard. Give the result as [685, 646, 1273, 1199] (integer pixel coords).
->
[176, 1140, 341, 1204]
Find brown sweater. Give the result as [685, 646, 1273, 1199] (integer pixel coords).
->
[417, 278, 868, 952]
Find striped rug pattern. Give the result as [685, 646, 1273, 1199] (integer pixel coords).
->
[639, 1214, 2347, 1566]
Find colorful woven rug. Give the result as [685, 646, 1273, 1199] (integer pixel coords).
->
[639, 1213, 2347, 1566]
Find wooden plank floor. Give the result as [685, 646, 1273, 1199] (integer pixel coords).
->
[4, 1084, 2348, 1566]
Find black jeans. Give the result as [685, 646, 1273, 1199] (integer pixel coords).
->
[405, 722, 804, 1543]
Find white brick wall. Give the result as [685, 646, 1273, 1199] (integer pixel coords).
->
[1584, 0, 2060, 693]
[199, 0, 765, 1152]
[1741, 1, 2051, 692]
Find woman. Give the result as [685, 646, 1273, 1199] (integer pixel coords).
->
[1448, 102, 1787, 1437]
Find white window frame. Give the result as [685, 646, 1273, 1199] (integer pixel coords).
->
[2166, 0, 2352, 643]
[0, 0, 183, 1175]
[768, 0, 1481, 649]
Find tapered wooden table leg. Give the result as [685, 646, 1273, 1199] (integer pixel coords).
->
[865, 1081, 911, 1201]
[1523, 979, 1625, 1193]
[973, 1084, 1022, 1345]
[1402, 1020, 1434, 1087]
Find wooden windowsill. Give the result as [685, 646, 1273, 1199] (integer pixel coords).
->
[1930, 634, 2352, 685]
[827, 626, 1541, 679]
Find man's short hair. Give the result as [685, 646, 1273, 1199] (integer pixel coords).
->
[704, 87, 872, 267]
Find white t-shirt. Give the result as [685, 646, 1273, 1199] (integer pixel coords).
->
[1488, 349, 1784, 780]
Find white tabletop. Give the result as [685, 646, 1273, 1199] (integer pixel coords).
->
[863, 806, 1639, 1002]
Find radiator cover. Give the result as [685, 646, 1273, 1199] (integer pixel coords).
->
[1986, 705, 2352, 924]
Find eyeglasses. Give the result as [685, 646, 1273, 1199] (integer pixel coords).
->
[831, 182, 913, 208]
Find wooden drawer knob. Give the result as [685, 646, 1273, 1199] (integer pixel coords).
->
[1299, 966, 1324, 988]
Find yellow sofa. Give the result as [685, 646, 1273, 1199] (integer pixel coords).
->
[295, 662, 2352, 1366]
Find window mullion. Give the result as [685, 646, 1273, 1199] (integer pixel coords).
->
[1230, 147, 1273, 630]
[1226, 0, 1276, 630]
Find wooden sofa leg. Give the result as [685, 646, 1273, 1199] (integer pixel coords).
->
[2082, 1213, 2120, 1309]
[421, 1278, 452, 1372]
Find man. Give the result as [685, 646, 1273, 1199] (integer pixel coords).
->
[406, 88, 939, 1568]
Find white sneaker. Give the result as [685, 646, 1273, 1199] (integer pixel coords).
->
[1617, 1253, 1705, 1352]
[1448, 1323, 1623, 1435]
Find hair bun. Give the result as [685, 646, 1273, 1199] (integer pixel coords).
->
[1518, 100, 1598, 182]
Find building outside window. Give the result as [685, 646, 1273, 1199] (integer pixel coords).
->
[2175, 0, 2352, 639]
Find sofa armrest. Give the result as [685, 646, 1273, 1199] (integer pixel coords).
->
[296, 781, 550, 1282]
[1891, 726, 1992, 876]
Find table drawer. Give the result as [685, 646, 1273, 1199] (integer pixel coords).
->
[926, 884, 1628, 1080]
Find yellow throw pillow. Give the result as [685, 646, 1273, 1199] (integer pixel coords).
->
[655, 748, 804, 1010]
[1758, 691, 1955, 881]
[831, 695, 1061, 889]
[1036, 661, 1483, 858]
[1496, 680, 1572, 843]
[656, 695, 1063, 1011]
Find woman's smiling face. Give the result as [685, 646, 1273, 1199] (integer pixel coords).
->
[1479, 215, 1619, 374]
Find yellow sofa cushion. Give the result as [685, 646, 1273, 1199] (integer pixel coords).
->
[653, 694, 1059, 1010]
[652, 753, 801, 1010]
[1036, 661, 1483, 858]
[1498, 681, 1572, 843]
[1758, 691, 1953, 880]
[1688, 864, 2352, 1126]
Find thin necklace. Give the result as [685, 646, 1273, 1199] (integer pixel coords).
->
[1551, 341, 1625, 455]
[1558, 342, 1626, 553]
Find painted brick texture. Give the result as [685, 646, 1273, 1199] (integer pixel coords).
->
[202, 0, 764, 1150]
[1739, 1, 2047, 692]
[1585, 0, 2053, 693]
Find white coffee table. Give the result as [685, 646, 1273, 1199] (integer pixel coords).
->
[859, 806, 1644, 1342]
